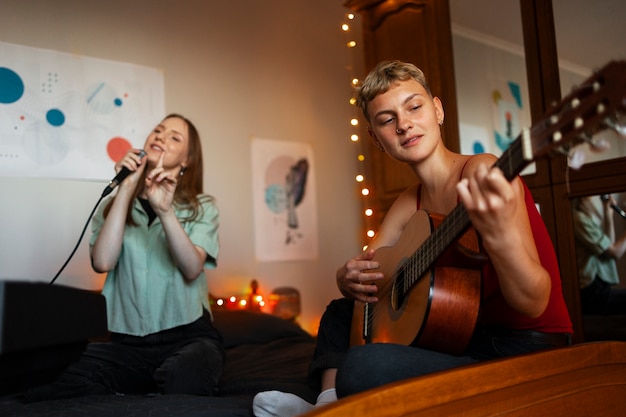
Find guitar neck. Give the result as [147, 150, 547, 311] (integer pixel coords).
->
[492, 129, 532, 181]
[400, 59, 626, 297]
[403, 131, 531, 292]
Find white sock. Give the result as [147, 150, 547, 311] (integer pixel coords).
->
[315, 388, 337, 406]
[253, 390, 314, 417]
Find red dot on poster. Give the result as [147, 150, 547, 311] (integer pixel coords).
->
[107, 137, 133, 162]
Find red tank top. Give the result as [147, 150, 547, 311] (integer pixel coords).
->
[416, 176, 572, 334]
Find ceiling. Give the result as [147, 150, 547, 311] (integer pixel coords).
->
[449, 0, 626, 73]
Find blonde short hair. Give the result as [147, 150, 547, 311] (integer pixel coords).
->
[356, 60, 432, 122]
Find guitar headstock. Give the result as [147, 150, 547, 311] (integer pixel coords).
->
[526, 60, 626, 165]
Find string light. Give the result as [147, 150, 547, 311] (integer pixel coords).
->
[342, 11, 375, 246]
[212, 280, 266, 311]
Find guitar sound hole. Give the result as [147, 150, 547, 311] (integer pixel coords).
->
[391, 269, 406, 311]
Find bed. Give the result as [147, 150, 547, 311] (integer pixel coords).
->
[301, 340, 626, 417]
[0, 309, 318, 417]
[4, 297, 625, 417]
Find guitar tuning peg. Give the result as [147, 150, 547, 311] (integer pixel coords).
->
[602, 116, 626, 137]
[573, 130, 610, 154]
[568, 148, 586, 170]
[565, 131, 610, 170]
[588, 137, 611, 153]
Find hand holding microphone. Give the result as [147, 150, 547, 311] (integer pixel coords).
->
[101, 149, 147, 197]
[601, 194, 626, 219]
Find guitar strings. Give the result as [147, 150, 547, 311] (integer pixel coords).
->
[365, 205, 473, 326]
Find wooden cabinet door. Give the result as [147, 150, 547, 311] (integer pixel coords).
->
[345, 0, 459, 223]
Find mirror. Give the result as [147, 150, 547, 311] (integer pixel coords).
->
[553, 1, 626, 342]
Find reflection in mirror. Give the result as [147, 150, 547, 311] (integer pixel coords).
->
[571, 192, 626, 341]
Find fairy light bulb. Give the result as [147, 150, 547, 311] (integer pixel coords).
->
[355, 174, 364, 182]
[365, 208, 373, 217]
[361, 188, 369, 196]
[351, 118, 359, 126]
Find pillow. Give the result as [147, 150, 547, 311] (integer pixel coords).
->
[211, 310, 314, 348]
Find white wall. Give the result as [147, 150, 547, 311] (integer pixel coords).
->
[0, 0, 365, 334]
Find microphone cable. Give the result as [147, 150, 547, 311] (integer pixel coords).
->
[49, 150, 145, 284]
[49, 194, 105, 285]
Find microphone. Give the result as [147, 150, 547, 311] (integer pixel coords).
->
[101, 150, 147, 197]
[601, 194, 626, 219]
[611, 204, 626, 219]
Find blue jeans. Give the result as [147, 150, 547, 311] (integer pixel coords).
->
[25, 311, 224, 402]
[313, 299, 570, 398]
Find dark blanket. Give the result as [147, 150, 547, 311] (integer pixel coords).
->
[0, 310, 318, 417]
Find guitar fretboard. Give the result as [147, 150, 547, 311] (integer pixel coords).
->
[396, 132, 531, 297]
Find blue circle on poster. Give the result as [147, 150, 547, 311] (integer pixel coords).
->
[0, 67, 25, 104]
[473, 141, 485, 154]
[46, 108, 65, 127]
[265, 184, 287, 214]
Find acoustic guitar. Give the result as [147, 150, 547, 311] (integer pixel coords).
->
[350, 60, 626, 355]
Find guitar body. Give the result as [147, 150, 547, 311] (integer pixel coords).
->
[350, 210, 485, 355]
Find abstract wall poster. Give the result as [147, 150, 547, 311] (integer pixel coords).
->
[0, 41, 165, 180]
[490, 78, 535, 175]
[459, 78, 535, 175]
[459, 123, 490, 156]
[251, 137, 319, 262]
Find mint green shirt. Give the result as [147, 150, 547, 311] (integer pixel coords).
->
[90, 195, 219, 336]
[573, 208, 619, 288]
